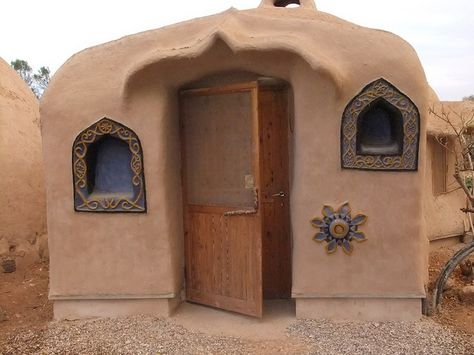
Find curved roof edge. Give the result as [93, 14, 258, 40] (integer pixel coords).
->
[42, 6, 427, 114]
[428, 100, 474, 136]
[0, 57, 38, 105]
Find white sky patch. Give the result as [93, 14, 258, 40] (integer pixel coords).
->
[0, 0, 472, 100]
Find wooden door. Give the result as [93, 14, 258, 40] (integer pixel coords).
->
[180, 83, 263, 317]
[259, 84, 292, 299]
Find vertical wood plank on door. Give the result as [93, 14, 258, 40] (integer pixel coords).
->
[185, 206, 262, 316]
[259, 85, 292, 299]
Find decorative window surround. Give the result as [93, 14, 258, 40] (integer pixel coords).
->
[72, 118, 146, 213]
[341, 79, 420, 171]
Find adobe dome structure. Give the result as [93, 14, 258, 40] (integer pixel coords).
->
[0, 58, 46, 259]
[42, 0, 430, 321]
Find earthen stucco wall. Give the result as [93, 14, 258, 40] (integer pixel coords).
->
[424, 138, 465, 241]
[0, 58, 46, 258]
[423, 101, 474, 243]
[41, 6, 429, 320]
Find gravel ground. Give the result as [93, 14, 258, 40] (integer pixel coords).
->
[1, 316, 473, 355]
[289, 318, 474, 355]
[0, 317, 307, 355]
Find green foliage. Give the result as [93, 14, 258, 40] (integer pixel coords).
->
[466, 176, 473, 192]
[33, 66, 50, 97]
[10, 59, 33, 86]
[10, 59, 50, 99]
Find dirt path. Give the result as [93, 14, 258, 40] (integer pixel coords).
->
[0, 258, 52, 340]
[429, 246, 474, 335]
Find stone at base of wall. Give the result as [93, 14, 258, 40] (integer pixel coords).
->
[295, 298, 422, 321]
[53, 297, 180, 320]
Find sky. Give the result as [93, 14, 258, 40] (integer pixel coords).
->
[0, 0, 472, 100]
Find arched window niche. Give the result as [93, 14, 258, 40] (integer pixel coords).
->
[72, 118, 146, 212]
[341, 78, 420, 171]
[356, 98, 404, 156]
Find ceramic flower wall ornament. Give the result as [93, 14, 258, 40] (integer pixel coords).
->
[311, 202, 367, 255]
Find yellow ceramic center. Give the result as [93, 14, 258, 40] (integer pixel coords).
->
[329, 219, 349, 239]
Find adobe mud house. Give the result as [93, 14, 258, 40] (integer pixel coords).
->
[0, 58, 46, 261]
[41, 0, 430, 320]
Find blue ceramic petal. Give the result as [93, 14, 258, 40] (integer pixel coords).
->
[314, 232, 327, 242]
[311, 218, 326, 228]
[342, 239, 353, 255]
[326, 239, 337, 254]
[350, 231, 366, 242]
[322, 205, 335, 218]
[351, 214, 367, 226]
[338, 202, 351, 217]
